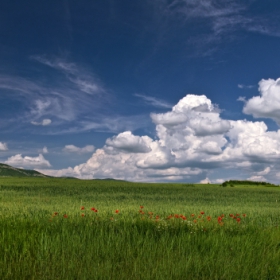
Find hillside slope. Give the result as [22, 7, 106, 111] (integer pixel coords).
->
[0, 163, 48, 177]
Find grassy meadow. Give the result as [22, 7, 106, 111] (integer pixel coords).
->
[0, 177, 280, 279]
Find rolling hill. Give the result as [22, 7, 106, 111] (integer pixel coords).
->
[0, 163, 48, 177]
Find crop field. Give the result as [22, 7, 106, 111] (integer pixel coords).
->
[0, 177, 280, 279]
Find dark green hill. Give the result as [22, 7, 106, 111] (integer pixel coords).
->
[0, 163, 48, 177]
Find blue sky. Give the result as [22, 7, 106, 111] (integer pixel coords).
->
[1, 0, 280, 183]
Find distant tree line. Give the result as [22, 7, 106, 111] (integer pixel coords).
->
[221, 180, 278, 187]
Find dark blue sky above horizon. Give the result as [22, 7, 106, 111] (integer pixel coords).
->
[1, 0, 280, 183]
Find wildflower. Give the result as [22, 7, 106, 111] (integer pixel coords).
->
[94, 209, 98, 213]
[193, 219, 197, 223]
[91, 207, 95, 211]
[229, 214, 234, 218]
[155, 215, 160, 220]
[52, 212, 58, 217]
[207, 216, 211, 221]
[140, 205, 144, 209]
[191, 214, 195, 217]
[115, 209, 119, 214]
[200, 211, 205, 215]
[80, 206, 85, 210]
[242, 214, 246, 217]
[81, 213, 85, 217]
[236, 213, 240, 216]
[181, 216, 187, 220]
[236, 218, 241, 223]
[174, 214, 179, 218]
[167, 215, 173, 220]
[198, 215, 201, 219]
[63, 214, 68, 218]
[148, 212, 153, 216]
[217, 216, 223, 223]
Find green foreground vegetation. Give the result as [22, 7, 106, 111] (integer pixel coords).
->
[0, 177, 280, 279]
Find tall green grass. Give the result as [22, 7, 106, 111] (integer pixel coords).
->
[0, 178, 280, 279]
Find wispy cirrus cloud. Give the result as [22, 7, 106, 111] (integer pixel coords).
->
[157, 0, 280, 50]
[134, 93, 172, 108]
[162, 0, 247, 35]
[0, 56, 109, 132]
[30, 55, 105, 95]
[46, 114, 151, 135]
[238, 84, 255, 89]
[31, 119, 52, 126]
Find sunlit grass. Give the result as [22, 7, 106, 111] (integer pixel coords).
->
[0, 177, 280, 279]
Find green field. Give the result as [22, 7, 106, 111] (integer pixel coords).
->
[0, 177, 280, 279]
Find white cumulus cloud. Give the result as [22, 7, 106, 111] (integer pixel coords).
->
[5, 154, 51, 169]
[0, 142, 8, 151]
[42, 146, 48, 154]
[63, 145, 95, 154]
[36, 82, 280, 183]
[105, 131, 152, 153]
[243, 78, 280, 125]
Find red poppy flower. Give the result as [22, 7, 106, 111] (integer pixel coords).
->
[229, 214, 234, 218]
[193, 219, 197, 223]
[181, 216, 187, 220]
[207, 216, 211, 221]
[91, 207, 95, 211]
[198, 215, 201, 219]
[80, 206, 85, 210]
[191, 214, 195, 217]
[236, 218, 241, 223]
[174, 214, 179, 218]
[81, 213, 85, 217]
[94, 209, 98, 213]
[242, 214, 246, 217]
[200, 211, 205, 215]
[63, 214, 68, 218]
[140, 205, 144, 209]
[53, 212, 58, 217]
[115, 209, 119, 214]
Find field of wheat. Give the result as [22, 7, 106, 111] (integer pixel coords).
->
[0, 178, 280, 279]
